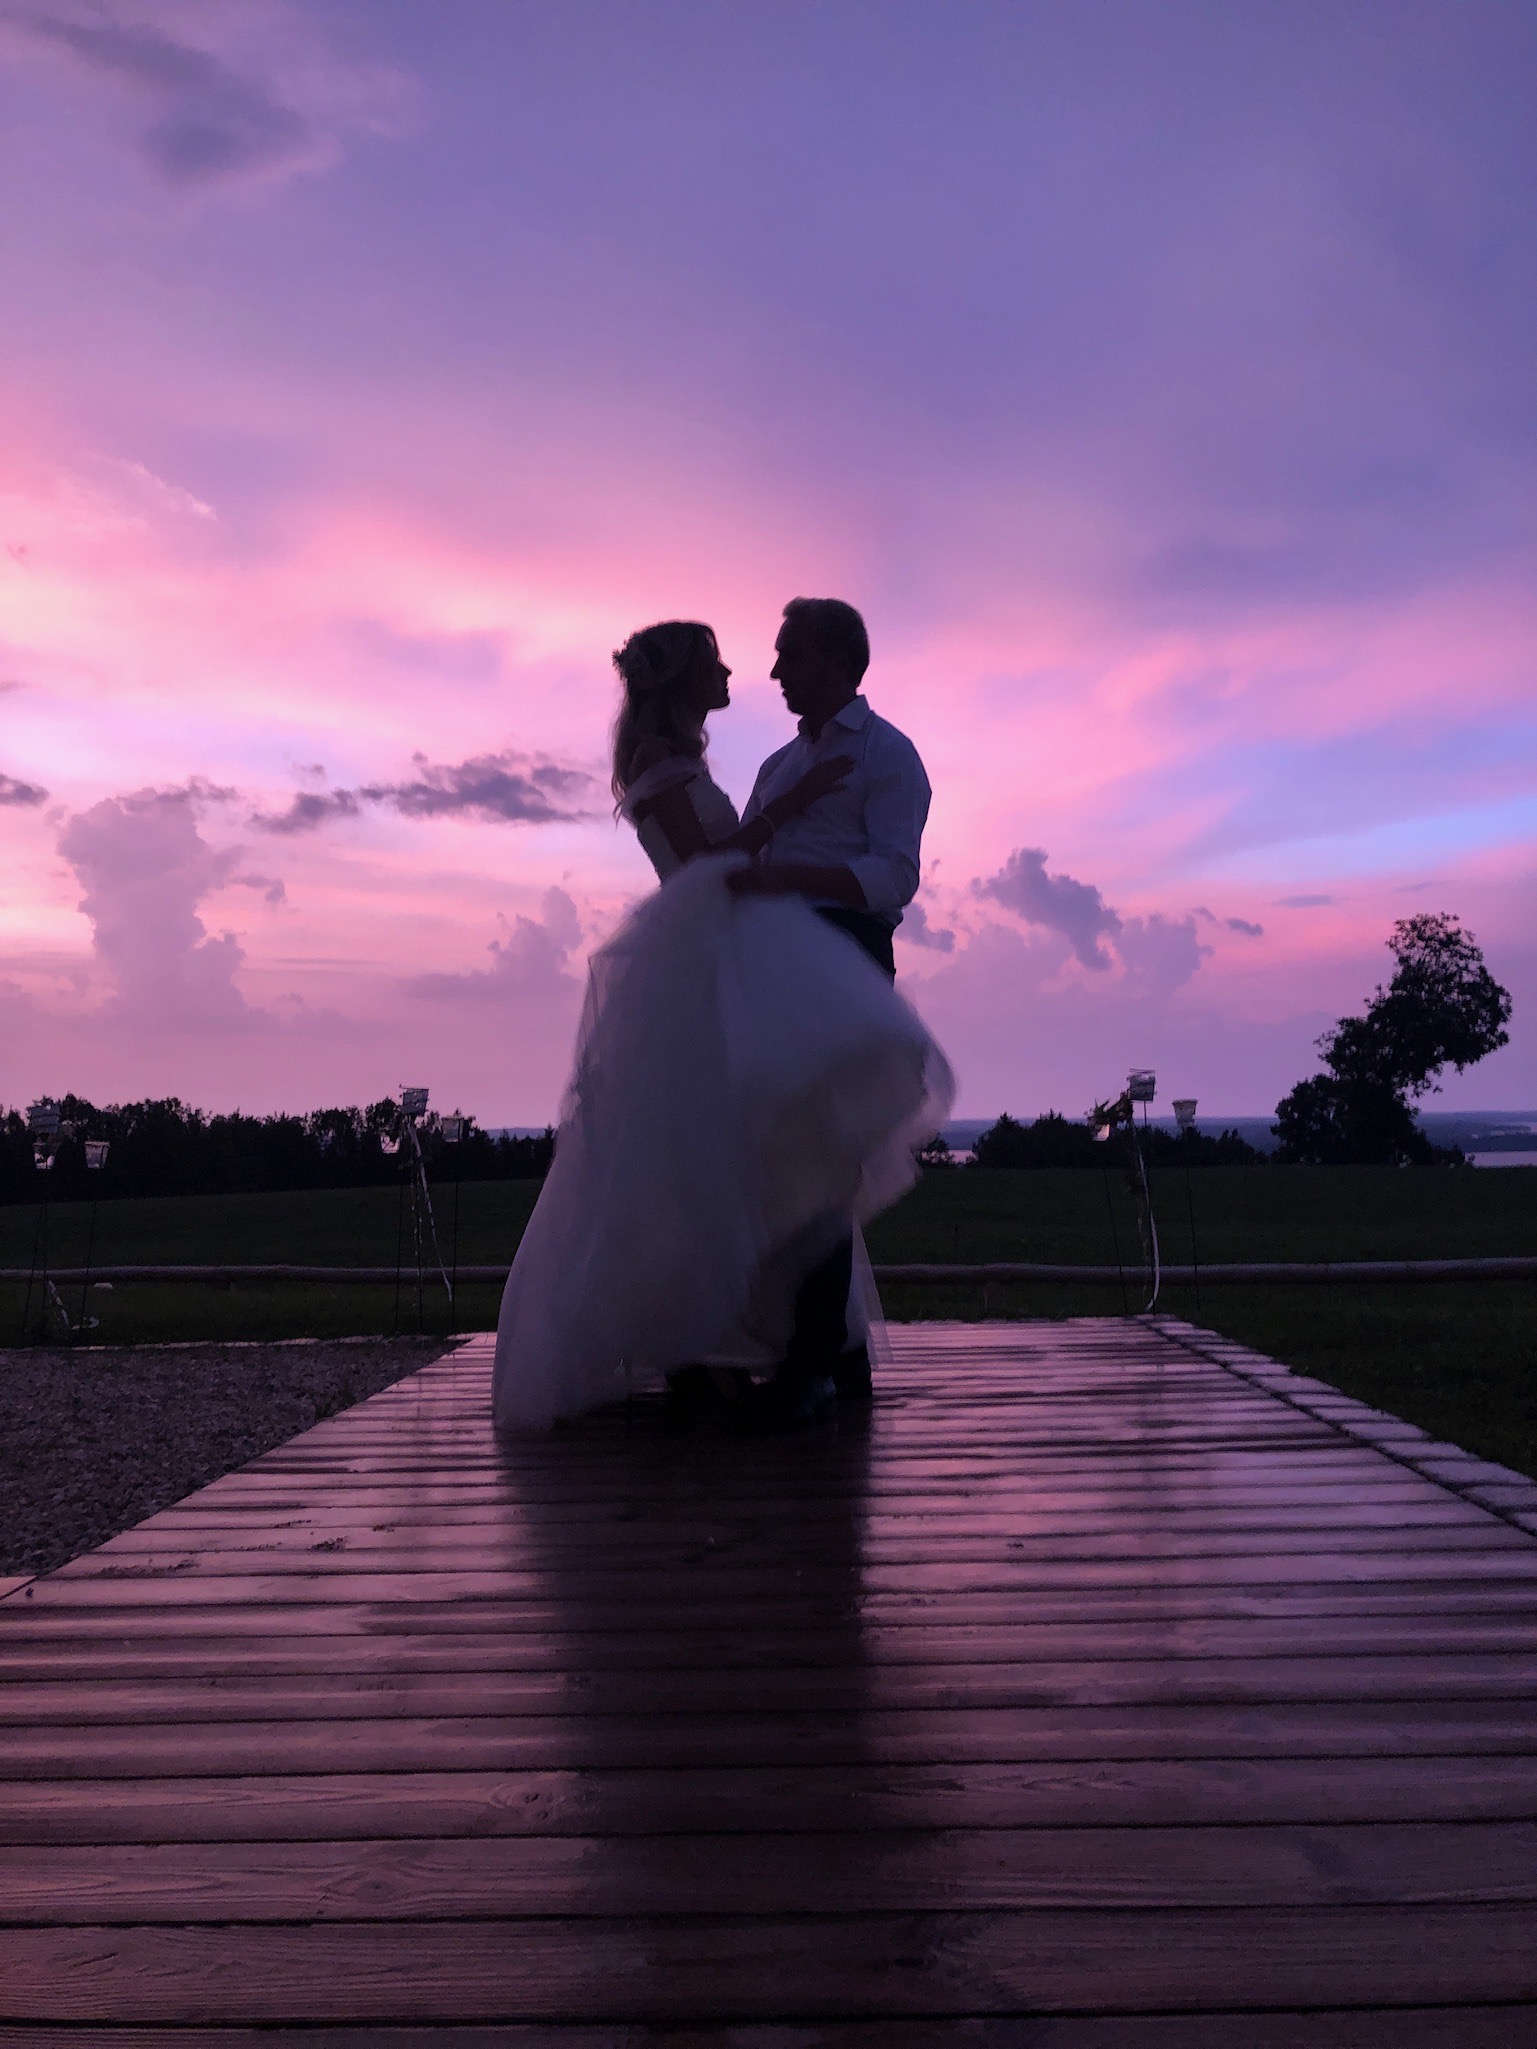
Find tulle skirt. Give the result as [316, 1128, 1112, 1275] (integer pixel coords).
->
[492, 855, 954, 1433]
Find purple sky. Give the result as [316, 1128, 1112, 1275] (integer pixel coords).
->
[1, 1, 1534, 1122]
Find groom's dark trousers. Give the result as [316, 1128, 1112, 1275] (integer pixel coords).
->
[783, 907, 897, 1376]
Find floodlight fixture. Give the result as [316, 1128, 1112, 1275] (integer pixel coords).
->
[400, 1086, 429, 1120]
[27, 1102, 61, 1138]
[440, 1114, 464, 1145]
[1127, 1070, 1156, 1104]
[1172, 1098, 1198, 1132]
[84, 1141, 110, 1170]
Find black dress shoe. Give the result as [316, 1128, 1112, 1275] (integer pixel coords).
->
[664, 1365, 752, 1428]
[746, 1368, 838, 1434]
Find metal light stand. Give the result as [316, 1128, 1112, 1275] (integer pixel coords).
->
[22, 1104, 75, 1345]
[440, 1112, 465, 1335]
[1125, 1071, 1161, 1312]
[1090, 1073, 1161, 1314]
[383, 1121, 407, 1335]
[1172, 1098, 1201, 1315]
[77, 1140, 110, 1335]
[396, 1088, 454, 1333]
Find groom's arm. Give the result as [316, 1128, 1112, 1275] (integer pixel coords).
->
[729, 860, 867, 905]
[734, 730, 929, 911]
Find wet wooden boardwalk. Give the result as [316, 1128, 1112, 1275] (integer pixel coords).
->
[4, 1317, 1537, 2043]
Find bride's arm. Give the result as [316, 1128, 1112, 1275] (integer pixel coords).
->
[629, 749, 853, 868]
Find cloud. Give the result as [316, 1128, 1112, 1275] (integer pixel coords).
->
[1278, 894, 1339, 908]
[56, 785, 255, 1027]
[252, 751, 594, 835]
[228, 870, 286, 905]
[1114, 913, 1210, 998]
[965, 849, 1210, 998]
[1194, 905, 1264, 937]
[252, 789, 361, 835]
[0, 678, 22, 693]
[975, 848, 1122, 969]
[0, 770, 48, 806]
[4, 1, 413, 193]
[407, 889, 583, 1007]
[897, 901, 955, 952]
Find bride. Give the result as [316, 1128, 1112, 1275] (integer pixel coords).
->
[492, 618, 953, 1433]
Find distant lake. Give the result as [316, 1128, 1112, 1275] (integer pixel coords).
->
[938, 1113, 1537, 1163]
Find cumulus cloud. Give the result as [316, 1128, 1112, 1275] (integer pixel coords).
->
[407, 889, 583, 1007]
[0, 770, 48, 806]
[897, 901, 955, 952]
[975, 848, 1121, 969]
[1114, 913, 1210, 999]
[3, 0, 413, 193]
[252, 751, 594, 835]
[963, 847, 1219, 1001]
[56, 784, 255, 1027]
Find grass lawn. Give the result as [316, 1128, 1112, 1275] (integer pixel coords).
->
[3, 1165, 1533, 1477]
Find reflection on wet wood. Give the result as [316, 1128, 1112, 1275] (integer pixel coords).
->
[3, 1319, 1536, 2031]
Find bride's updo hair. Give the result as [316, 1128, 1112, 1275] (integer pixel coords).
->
[610, 619, 718, 799]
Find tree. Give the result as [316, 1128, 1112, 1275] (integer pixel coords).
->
[971, 1111, 1104, 1168]
[1274, 914, 1512, 1165]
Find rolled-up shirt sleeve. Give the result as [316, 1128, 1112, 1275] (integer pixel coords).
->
[847, 735, 929, 917]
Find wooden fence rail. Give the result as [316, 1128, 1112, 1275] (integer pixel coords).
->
[4, 1257, 1536, 1288]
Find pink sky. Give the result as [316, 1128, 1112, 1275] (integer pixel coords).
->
[2, 1, 1534, 1124]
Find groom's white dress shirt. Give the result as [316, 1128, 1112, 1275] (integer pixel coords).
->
[742, 694, 930, 926]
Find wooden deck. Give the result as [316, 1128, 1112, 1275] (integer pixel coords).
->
[4, 1316, 1537, 2043]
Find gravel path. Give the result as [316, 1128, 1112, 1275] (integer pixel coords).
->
[0, 1337, 455, 1581]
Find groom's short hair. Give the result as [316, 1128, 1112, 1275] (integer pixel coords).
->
[783, 597, 870, 683]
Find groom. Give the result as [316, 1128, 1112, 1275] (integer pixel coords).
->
[730, 596, 932, 1422]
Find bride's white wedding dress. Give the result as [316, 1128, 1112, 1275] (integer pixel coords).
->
[491, 757, 954, 1433]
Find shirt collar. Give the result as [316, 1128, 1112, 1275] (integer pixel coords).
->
[798, 693, 871, 742]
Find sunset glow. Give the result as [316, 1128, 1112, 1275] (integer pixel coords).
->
[3, 2, 1533, 1122]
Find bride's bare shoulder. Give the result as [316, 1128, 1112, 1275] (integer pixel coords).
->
[626, 736, 691, 779]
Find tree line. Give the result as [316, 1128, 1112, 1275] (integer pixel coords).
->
[0, 1097, 555, 1205]
[936, 915, 1510, 1171]
[5, 919, 1510, 1198]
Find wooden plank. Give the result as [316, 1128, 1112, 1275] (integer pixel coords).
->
[8, 1752, 1537, 1845]
[8, 1581, 1534, 1654]
[7, 1650, 1537, 1729]
[7, 1608, 1537, 1683]
[8, 1699, 1537, 1780]
[4, 1907, 1537, 2022]
[8, 1819, 1537, 1923]
[88, 1494, 1492, 1547]
[48, 1525, 1527, 1585]
[0, 2015, 1529, 2049]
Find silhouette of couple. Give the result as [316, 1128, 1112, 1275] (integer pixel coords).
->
[492, 598, 952, 1434]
